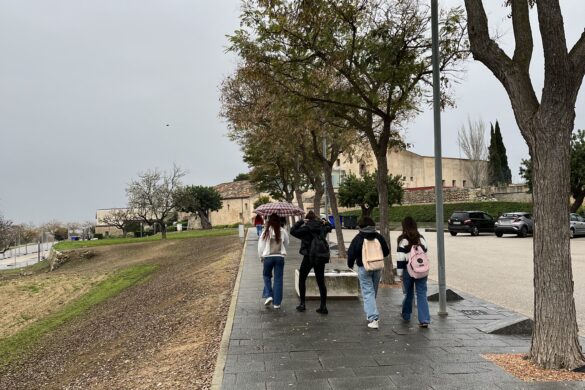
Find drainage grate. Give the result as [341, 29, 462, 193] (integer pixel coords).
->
[460, 309, 488, 316]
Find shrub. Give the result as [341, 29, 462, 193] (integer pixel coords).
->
[94, 234, 104, 240]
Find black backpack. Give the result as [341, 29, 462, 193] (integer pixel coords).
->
[309, 230, 330, 264]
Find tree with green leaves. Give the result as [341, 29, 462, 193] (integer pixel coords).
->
[520, 129, 585, 213]
[487, 121, 512, 186]
[174, 185, 222, 230]
[220, 60, 358, 257]
[465, 0, 585, 369]
[253, 195, 271, 210]
[229, 0, 467, 282]
[233, 173, 250, 182]
[339, 172, 403, 217]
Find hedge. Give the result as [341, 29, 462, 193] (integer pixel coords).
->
[341, 201, 533, 223]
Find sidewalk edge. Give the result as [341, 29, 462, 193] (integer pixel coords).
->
[210, 231, 248, 390]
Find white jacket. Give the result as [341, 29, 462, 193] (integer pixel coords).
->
[258, 227, 289, 258]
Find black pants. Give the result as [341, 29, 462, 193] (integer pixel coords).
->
[298, 255, 327, 308]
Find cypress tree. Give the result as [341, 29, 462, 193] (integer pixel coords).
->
[488, 121, 512, 186]
[487, 123, 501, 185]
[494, 121, 512, 184]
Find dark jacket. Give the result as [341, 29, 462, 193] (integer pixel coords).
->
[347, 226, 390, 269]
[290, 219, 333, 257]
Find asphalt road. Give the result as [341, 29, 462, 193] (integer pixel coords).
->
[332, 229, 585, 336]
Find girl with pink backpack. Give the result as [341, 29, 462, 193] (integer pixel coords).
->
[396, 216, 430, 328]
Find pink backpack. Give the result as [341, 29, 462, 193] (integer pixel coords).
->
[407, 244, 429, 279]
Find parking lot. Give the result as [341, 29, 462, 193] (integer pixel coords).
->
[333, 229, 585, 336]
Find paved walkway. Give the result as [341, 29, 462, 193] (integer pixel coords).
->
[219, 230, 584, 389]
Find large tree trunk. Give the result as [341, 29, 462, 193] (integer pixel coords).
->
[529, 122, 585, 369]
[312, 185, 323, 216]
[160, 222, 167, 240]
[295, 188, 305, 210]
[375, 153, 395, 285]
[197, 211, 212, 230]
[323, 162, 346, 258]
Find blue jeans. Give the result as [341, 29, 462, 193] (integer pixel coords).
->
[256, 224, 263, 236]
[262, 256, 285, 305]
[358, 267, 381, 321]
[402, 271, 430, 324]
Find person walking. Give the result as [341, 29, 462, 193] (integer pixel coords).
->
[253, 214, 265, 237]
[396, 216, 431, 327]
[290, 211, 332, 314]
[258, 213, 289, 309]
[347, 217, 389, 329]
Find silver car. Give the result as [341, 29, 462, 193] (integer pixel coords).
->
[494, 212, 534, 237]
[569, 213, 585, 238]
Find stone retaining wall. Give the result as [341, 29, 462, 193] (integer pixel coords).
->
[403, 184, 530, 204]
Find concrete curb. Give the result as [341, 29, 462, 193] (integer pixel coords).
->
[210, 232, 248, 390]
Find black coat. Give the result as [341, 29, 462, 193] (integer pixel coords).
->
[347, 228, 390, 269]
[290, 219, 333, 256]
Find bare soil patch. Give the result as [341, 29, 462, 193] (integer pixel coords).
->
[0, 273, 105, 338]
[483, 354, 585, 382]
[0, 235, 242, 390]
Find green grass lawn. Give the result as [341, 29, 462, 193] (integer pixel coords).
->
[0, 264, 158, 368]
[54, 228, 238, 251]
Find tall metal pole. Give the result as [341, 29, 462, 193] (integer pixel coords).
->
[431, 0, 448, 316]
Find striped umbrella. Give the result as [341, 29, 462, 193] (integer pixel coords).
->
[253, 202, 304, 217]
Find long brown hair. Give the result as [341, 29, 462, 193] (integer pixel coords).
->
[397, 216, 421, 246]
[262, 213, 281, 242]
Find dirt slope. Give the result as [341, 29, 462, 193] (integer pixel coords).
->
[0, 235, 242, 390]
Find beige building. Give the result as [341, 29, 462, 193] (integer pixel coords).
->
[210, 180, 263, 226]
[336, 149, 486, 189]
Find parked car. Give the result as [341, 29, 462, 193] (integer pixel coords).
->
[448, 211, 495, 236]
[494, 212, 534, 237]
[570, 213, 585, 238]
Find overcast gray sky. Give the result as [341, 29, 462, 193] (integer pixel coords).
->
[0, 1, 583, 225]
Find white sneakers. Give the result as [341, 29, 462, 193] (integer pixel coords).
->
[264, 297, 273, 306]
[367, 319, 379, 329]
[273, 305, 281, 309]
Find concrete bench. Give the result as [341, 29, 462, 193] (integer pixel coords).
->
[295, 267, 359, 298]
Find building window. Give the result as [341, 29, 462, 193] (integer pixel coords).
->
[227, 204, 230, 210]
[452, 180, 456, 187]
[336, 159, 340, 167]
[410, 176, 413, 182]
[245, 203, 248, 210]
[463, 180, 467, 187]
[359, 163, 366, 176]
[442, 179, 445, 186]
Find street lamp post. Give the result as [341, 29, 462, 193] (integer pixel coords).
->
[431, 0, 448, 316]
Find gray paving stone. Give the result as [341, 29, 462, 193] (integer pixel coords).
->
[236, 370, 297, 385]
[294, 368, 356, 381]
[319, 356, 379, 369]
[328, 376, 397, 389]
[266, 379, 332, 390]
[265, 359, 322, 372]
[220, 231, 577, 389]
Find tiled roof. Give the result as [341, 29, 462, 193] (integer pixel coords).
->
[214, 180, 257, 199]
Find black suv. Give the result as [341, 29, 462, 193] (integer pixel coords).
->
[448, 211, 495, 236]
